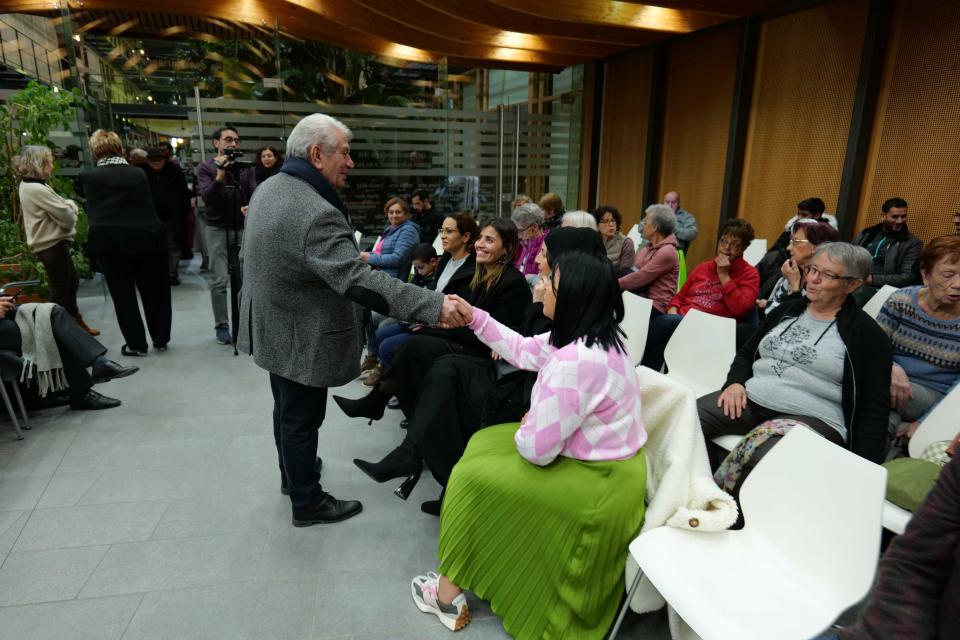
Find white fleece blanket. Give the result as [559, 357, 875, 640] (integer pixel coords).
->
[14, 303, 68, 397]
[628, 366, 739, 640]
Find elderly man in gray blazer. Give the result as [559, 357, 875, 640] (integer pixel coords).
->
[239, 113, 466, 527]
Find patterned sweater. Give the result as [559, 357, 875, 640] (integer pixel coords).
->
[468, 308, 647, 465]
[875, 286, 960, 393]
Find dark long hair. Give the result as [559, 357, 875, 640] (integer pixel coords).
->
[470, 218, 520, 294]
[549, 251, 626, 353]
[255, 146, 284, 182]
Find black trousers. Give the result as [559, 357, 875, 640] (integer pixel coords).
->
[34, 241, 79, 317]
[387, 335, 467, 420]
[697, 389, 844, 471]
[270, 373, 327, 513]
[0, 305, 105, 399]
[99, 250, 172, 351]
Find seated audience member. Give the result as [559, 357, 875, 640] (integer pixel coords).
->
[511, 194, 530, 210]
[511, 203, 548, 278]
[334, 218, 530, 425]
[362, 228, 603, 515]
[756, 197, 830, 284]
[618, 204, 679, 313]
[664, 190, 698, 252]
[834, 452, 960, 640]
[360, 197, 420, 279]
[852, 197, 923, 304]
[593, 205, 635, 273]
[640, 218, 760, 372]
[411, 189, 444, 245]
[539, 192, 564, 230]
[410, 243, 440, 288]
[877, 236, 960, 444]
[409, 250, 646, 637]
[757, 219, 839, 316]
[561, 210, 598, 230]
[363, 216, 479, 383]
[0, 297, 138, 410]
[699, 243, 892, 473]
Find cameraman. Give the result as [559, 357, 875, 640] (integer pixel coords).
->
[195, 126, 244, 345]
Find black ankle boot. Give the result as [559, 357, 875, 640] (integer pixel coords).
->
[353, 444, 420, 483]
[333, 387, 391, 423]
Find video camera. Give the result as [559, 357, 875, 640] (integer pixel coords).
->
[223, 147, 253, 169]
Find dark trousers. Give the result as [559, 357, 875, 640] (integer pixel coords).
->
[99, 250, 172, 351]
[639, 311, 682, 371]
[697, 390, 844, 471]
[387, 335, 466, 420]
[0, 305, 105, 399]
[270, 373, 327, 513]
[34, 241, 79, 317]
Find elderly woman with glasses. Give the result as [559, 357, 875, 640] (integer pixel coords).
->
[640, 218, 760, 371]
[592, 205, 635, 272]
[699, 243, 893, 477]
[757, 219, 839, 316]
[511, 202, 548, 277]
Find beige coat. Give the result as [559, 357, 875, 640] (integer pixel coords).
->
[18, 181, 78, 252]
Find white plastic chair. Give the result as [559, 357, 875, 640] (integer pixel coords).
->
[432, 232, 443, 255]
[862, 284, 898, 320]
[621, 292, 653, 366]
[743, 238, 768, 266]
[882, 382, 960, 534]
[611, 427, 886, 640]
[626, 223, 643, 250]
[663, 309, 736, 398]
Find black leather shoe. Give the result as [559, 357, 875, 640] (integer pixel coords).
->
[332, 389, 390, 422]
[121, 345, 147, 357]
[91, 359, 139, 384]
[292, 492, 362, 527]
[421, 498, 442, 516]
[353, 445, 420, 483]
[69, 390, 121, 411]
[280, 457, 323, 495]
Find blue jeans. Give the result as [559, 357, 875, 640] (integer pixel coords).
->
[372, 322, 411, 366]
[639, 311, 683, 371]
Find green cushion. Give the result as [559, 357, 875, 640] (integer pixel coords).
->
[883, 457, 942, 512]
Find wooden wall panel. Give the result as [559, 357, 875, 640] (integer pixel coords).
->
[658, 25, 740, 267]
[856, 0, 960, 243]
[737, 0, 867, 244]
[597, 49, 652, 230]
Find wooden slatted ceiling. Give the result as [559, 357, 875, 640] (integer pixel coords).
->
[0, 0, 805, 70]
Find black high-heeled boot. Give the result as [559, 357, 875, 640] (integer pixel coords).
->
[353, 443, 421, 483]
[333, 386, 392, 424]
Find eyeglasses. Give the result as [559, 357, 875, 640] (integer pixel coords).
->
[789, 238, 812, 246]
[220, 136, 240, 144]
[802, 265, 857, 282]
[516, 224, 533, 234]
[598, 218, 617, 225]
[439, 228, 459, 236]
[718, 238, 743, 250]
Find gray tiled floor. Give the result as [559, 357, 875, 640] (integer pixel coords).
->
[0, 260, 669, 639]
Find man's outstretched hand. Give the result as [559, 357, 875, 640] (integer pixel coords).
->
[438, 294, 473, 328]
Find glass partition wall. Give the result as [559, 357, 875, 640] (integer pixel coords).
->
[13, 10, 584, 231]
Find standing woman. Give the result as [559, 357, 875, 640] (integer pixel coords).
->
[77, 130, 171, 355]
[240, 146, 284, 210]
[14, 145, 98, 335]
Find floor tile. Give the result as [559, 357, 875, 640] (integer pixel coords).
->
[121, 577, 319, 640]
[35, 472, 103, 509]
[76, 464, 227, 505]
[95, 437, 227, 471]
[0, 511, 29, 554]
[0, 593, 142, 640]
[79, 531, 267, 597]
[14, 502, 169, 551]
[0, 545, 109, 606]
[150, 490, 289, 540]
[0, 475, 51, 511]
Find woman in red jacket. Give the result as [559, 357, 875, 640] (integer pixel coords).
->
[640, 218, 760, 371]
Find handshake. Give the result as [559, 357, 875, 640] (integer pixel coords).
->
[438, 294, 474, 329]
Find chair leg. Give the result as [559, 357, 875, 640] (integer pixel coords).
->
[11, 381, 29, 430]
[608, 567, 645, 640]
[0, 382, 24, 440]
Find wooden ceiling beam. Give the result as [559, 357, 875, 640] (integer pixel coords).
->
[488, 0, 730, 33]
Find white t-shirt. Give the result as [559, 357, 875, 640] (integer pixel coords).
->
[435, 255, 468, 293]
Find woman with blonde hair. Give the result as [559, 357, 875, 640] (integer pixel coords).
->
[78, 130, 171, 355]
[14, 145, 98, 335]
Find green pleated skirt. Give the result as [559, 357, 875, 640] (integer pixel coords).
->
[437, 423, 647, 639]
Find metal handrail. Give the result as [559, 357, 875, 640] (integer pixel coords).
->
[0, 18, 64, 86]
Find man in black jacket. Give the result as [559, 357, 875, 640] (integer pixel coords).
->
[144, 148, 191, 285]
[410, 189, 443, 245]
[852, 197, 923, 304]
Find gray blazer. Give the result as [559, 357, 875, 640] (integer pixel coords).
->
[237, 172, 443, 388]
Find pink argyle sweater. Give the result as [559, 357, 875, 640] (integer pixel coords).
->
[469, 308, 647, 466]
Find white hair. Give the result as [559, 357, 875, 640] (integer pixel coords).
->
[286, 113, 352, 159]
[644, 204, 676, 236]
[561, 210, 598, 230]
[12, 145, 52, 179]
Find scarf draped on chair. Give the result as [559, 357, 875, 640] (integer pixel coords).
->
[14, 303, 68, 397]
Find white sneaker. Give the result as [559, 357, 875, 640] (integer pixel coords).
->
[411, 572, 470, 631]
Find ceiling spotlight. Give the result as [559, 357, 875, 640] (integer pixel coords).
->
[139, 49, 145, 55]
[147, 96, 153, 101]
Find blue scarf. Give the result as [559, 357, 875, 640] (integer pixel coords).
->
[279, 157, 349, 222]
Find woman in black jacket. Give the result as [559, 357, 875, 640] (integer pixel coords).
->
[700, 242, 892, 476]
[78, 131, 171, 355]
